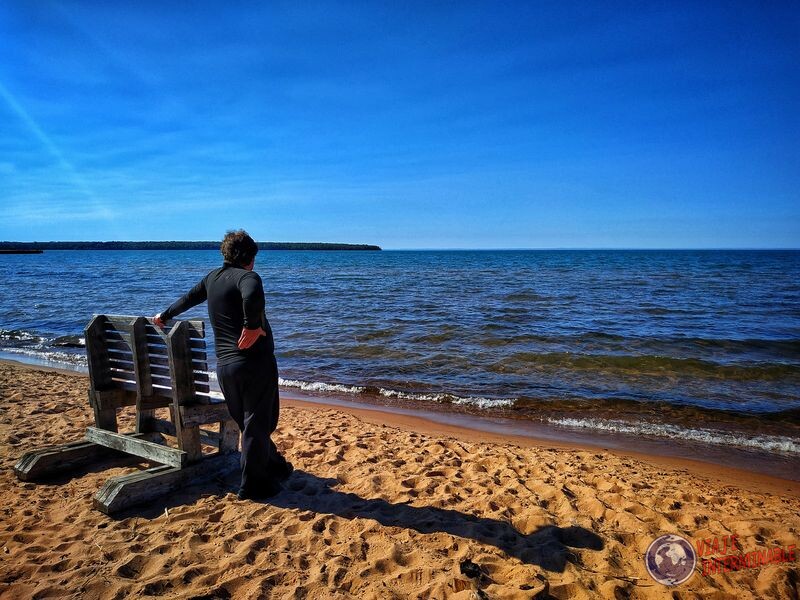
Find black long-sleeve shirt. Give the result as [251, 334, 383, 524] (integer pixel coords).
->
[160, 263, 274, 365]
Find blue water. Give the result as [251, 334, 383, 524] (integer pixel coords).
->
[1, 250, 799, 453]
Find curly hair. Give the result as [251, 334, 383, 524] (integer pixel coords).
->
[220, 230, 258, 266]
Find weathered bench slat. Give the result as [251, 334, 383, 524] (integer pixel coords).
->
[146, 354, 208, 371]
[148, 338, 205, 350]
[180, 402, 232, 427]
[150, 373, 173, 387]
[147, 373, 209, 392]
[151, 370, 208, 384]
[113, 379, 169, 396]
[107, 328, 206, 350]
[103, 330, 132, 346]
[145, 333, 205, 348]
[85, 427, 187, 467]
[111, 378, 216, 396]
[107, 348, 133, 359]
[146, 344, 207, 361]
[109, 366, 136, 378]
[107, 334, 205, 352]
[14, 440, 114, 481]
[109, 360, 134, 370]
[103, 314, 204, 338]
[149, 364, 171, 378]
[147, 418, 226, 447]
[108, 357, 135, 369]
[138, 396, 174, 410]
[167, 322, 203, 462]
[90, 392, 135, 416]
[130, 316, 157, 433]
[144, 354, 169, 367]
[137, 364, 208, 384]
[109, 328, 206, 350]
[93, 453, 238, 514]
[106, 340, 134, 353]
[86, 316, 118, 430]
[193, 391, 226, 405]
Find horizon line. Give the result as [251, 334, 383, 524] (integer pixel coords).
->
[2, 241, 799, 252]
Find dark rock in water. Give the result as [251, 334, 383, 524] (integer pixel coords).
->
[52, 335, 85, 348]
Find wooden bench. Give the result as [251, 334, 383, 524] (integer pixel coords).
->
[14, 315, 240, 514]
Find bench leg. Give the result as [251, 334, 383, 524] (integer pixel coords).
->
[14, 441, 109, 481]
[93, 406, 118, 432]
[94, 452, 240, 514]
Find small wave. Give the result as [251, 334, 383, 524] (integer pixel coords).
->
[279, 378, 366, 394]
[378, 388, 516, 409]
[0, 347, 88, 367]
[1, 328, 86, 349]
[548, 417, 800, 455]
[453, 396, 517, 409]
[379, 389, 451, 402]
[0, 329, 44, 343]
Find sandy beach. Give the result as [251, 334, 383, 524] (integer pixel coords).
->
[1, 360, 798, 599]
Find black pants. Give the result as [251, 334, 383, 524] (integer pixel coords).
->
[217, 353, 288, 491]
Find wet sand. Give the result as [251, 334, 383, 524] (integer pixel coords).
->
[1, 360, 798, 599]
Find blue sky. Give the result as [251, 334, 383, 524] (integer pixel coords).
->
[0, 2, 798, 248]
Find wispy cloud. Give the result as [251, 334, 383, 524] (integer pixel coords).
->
[0, 81, 121, 233]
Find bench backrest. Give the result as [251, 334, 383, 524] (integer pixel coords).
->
[84, 314, 212, 406]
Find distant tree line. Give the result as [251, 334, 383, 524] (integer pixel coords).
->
[0, 241, 382, 251]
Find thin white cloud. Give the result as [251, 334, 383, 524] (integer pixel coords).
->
[0, 81, 122, 236]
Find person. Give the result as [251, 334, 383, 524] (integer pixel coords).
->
[153, 230, 292, 500]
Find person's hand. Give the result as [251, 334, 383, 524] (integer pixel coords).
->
[238, 327, 266, 350]
[153, 314, 166, 328]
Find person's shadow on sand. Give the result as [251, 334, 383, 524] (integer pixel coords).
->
[267, 469, 602, 573]
[121, 468, 603, 573]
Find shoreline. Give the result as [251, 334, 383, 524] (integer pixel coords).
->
[2, 359, 799, 598]
[4, 357, 798, 497]
[2, 334, 799, 483]
[282, 397, 800, 499]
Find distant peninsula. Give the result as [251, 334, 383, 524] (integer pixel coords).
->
[0, 241, 381, 251]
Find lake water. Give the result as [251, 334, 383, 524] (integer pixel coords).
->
[1, 249, 799, 467]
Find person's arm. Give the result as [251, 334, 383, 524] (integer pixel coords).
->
[236, 272, 266, 349]
[153, 278, 207, 327]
